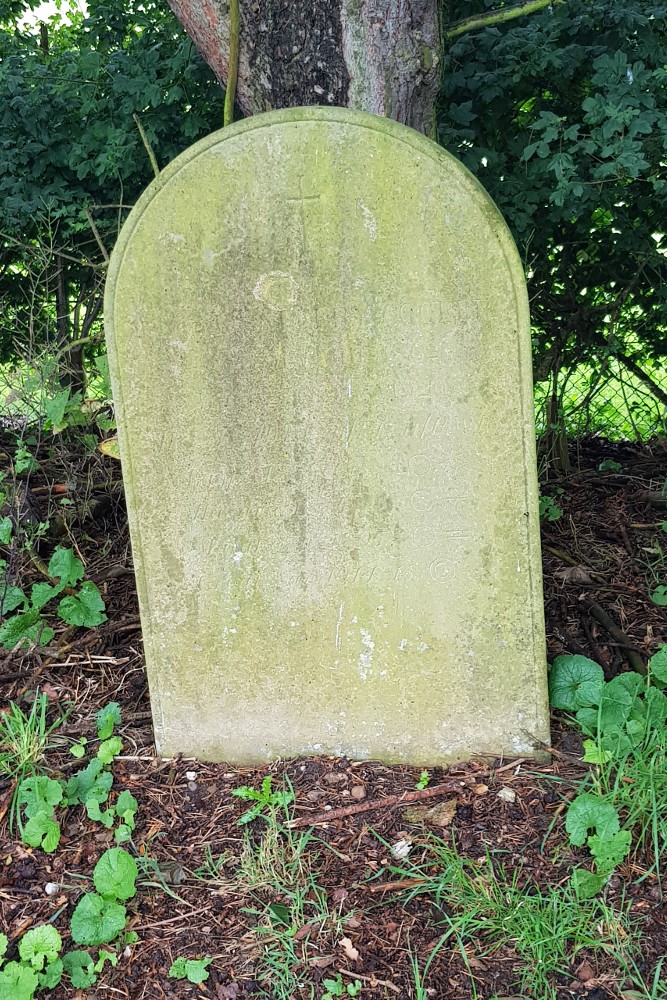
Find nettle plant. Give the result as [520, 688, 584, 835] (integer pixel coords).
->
[0, 545, 106, 650]
[549, 648, 667, 898]
[1, 705, 140, 998]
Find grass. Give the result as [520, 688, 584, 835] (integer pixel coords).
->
[0, 691, 64, 830]
[377, 835, 639, 1000]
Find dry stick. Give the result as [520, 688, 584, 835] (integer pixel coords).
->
[84, 205, 109, 264]
[287, 779, 470, 829]
[582, 598, 647, 675]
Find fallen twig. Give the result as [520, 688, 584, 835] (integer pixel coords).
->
[287, 779, 469, 828]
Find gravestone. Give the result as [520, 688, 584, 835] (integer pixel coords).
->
[105, 107, 549, 763]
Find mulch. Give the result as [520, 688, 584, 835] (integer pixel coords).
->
[1, 433, 667, 999]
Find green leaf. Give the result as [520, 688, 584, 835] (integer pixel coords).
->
[0, 610, 53, 649]
[549, 655, 605, 710]
[23, 812, 61, 853]
[97, 736, 122, 764]
[47, 547, 84, 587]
[69, 740, 87, 758]
[168, 957, 212, 983]
[70, 893, 127, 946]
[30, 582, 62, 612]
[650, 585, 667, 606]
[571, 868, 607, 900]
[0, 934, 7, 960]
[598, 676, 634, 730]
[565, 794, 620, 846]
[62, 950, 97, 988]
[65, 758, 113, 806]
[96, 702, 121, 740]
[0, 516, 12, 544]
[37, 958, 63, 989]
[93, 848, 138, 901]
[0, 961, 39, 1000]
[115, 790, 138, 819]
[645, 687, 667, 729]
[581, 739, 612, 764]
[58, 581, 107, 627]
[44, 390, 71, 432]
[18, 776, 63, 819]
[86, 798, 115, 828]
[649, 646, 667, 686]
[19, 924, 62, 970]
[0, 585, 25, 614]
[588, 829, 632, 875]
[575, 707, 600, 735]
[115, 824, 132, 844]
[94, 950, 118, 973]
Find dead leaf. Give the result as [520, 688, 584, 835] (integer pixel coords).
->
[402, 798, 458, 827]
[575, 960, 595, 982]
[343, 915, 361, 929]
[473, 783, 489, 796]
[497, 787, 516, 804]
[216, 984, 240, 1000]
[350, 785, 366, 800]
[339, 936, 360, 961]
[324, 772, 347, 785]
[98, 436, 121, 460]
[310, 955, 336, 969]
[555, 565, 596, 586]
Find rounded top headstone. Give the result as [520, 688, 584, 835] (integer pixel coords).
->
[105, 107, 548, 764]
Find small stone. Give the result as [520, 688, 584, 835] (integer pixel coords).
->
[44, 882, 60, 895]
[187, 780, 197, 791]
[350, 785, 366, 800]
[497, 786, 516, 803]
[185, 770, 197, 781]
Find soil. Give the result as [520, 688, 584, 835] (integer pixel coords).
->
[1, 434, 666, 999]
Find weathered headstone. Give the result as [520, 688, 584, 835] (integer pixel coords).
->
[105, 107, 549, 763]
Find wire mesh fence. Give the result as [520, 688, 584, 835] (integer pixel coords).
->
[534, 357, 667, 442]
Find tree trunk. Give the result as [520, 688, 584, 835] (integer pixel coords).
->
[166, 0, 441, 135]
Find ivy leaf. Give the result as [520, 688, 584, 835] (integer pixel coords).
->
[19, 924, 62, 970]
[70, 893, 127, 945]
[649, 646, 667, 686]
[565, 793, 620, 846]
[48, 547, 84, 587]
[96, 702, 121, 740]
[58, 581, 107, 627]
[93, 848, 138, 901]
[18, 776, 63, 819]
[62, 950, 97, 989]
[549, 655, 605, 710]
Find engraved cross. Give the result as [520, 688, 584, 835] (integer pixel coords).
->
[286, 174, 321, 254]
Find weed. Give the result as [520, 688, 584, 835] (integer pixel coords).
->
[378, 836, 637, 999]
[415, 769, 430, 790]
[232, 774, 295, 825]
[168, 956, 212, 984]
[539, 490, 564, 521]
[0, 692, 65, 831]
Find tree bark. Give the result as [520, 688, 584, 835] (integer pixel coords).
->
[165, 0, 441, 134]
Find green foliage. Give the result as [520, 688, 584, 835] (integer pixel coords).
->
[232, 775, 295, 825]
[440, 0, 667, 393]
[70, 893, 127, 946]
[539, 493, 564, 522]
[0, 544, 106, 650]
[322, 974, 362, 998]
[550, 650, 667, 885]
[168, 956, 212, 984]
[416, 769, 430, 790]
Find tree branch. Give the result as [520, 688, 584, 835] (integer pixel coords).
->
[446, 0, 563, 40]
